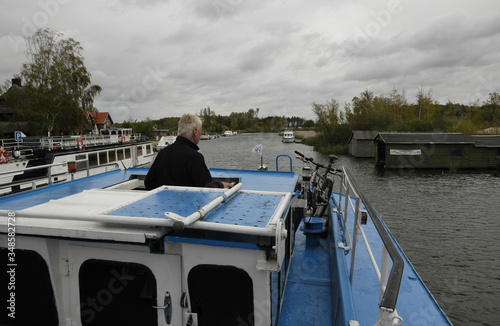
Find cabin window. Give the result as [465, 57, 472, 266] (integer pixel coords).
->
[188, 265, 254, 325]
[449, 147, 463, 158]
[117, 149, 125, 160]
[125, 148, 131, 159]
[146, 144, 152, 154]
[99, 152, 108, 164]
[137, 146, 143, 156]
[76, 154, 87, 170]
[0, 248, 58, 325]
[109, 150, 116, 162]
[88, 153, 98, 167]
[79, 259, 157, 326]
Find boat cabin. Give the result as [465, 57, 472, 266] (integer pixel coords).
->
[99, 128, 133, 142]
[281, 131, 295, 143]
[0, 168, 301, 326]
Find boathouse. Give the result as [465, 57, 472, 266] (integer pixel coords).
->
[374, 132, 500, 169]
[348, 130, 378, 158]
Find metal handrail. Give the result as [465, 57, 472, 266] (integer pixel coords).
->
[0, 134, 141, 152]
[275, 154, 293, 172]
[0, 160, 120, 194]
[0, 159, 90, 177]
[40, 135, 117, 149]
[336, 167, 404, 311]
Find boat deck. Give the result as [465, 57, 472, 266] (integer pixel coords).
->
[0, 166, 452, 325]
[276, 232, 334, 325]
[0, 167, 299, 211]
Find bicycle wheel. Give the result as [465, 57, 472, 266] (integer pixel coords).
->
[312, 176, 334, 217]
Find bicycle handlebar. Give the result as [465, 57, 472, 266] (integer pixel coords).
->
[294, 150, 304, 158]
[295, 151, 322, 167]
[294, 150, 313, 162]
[294, 151, 343, 175]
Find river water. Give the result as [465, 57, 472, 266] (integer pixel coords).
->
[197, 133, 500, 326]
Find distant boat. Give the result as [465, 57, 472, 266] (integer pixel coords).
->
[223, 130, 233, 136]
[282, 130, 295, 143]
[155, 135, 177, 151]
[200, 132, 210, 140]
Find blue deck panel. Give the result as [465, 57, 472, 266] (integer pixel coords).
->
[0, 168, 144, 210]
[108, 188, 284, 228]
[108, 189, 222, 219]
[203, 192, 282, 226]
[331, 193, 452, 325]
[210, 168, 299, 193]
[0, 167, 299, 211]
[277, 228, 334, 326]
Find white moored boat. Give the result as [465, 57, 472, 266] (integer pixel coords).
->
[155, 136, 177, 151]
[281, 130, 295, 143]
[0, 128, 155, 196]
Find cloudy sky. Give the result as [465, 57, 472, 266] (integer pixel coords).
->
[1, 0, 499, 122]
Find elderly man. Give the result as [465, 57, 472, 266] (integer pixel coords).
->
[145, 113, 233, 189]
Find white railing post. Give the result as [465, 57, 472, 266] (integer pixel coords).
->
[343, 181, 350, 228]
[349, 195, 362, 284]
[379, 245, 390, 302]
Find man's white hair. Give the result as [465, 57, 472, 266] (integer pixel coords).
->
[178, 113, 202, 137]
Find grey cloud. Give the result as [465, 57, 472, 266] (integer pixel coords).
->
[1, 1, 499, 121]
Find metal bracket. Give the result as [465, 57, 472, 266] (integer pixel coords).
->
[338, 241, 351, 253]
[153, 291, 172, 324]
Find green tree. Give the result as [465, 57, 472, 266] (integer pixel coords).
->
[312, 99, 350, 143]
[346, 89, 376, 130]
[371, 95, 392, 130]
[482, 92, 500, 125]
[7, 28, 101, 135]
[199, 107, 216, 132]
[302, 119, 315, 128]
[388, 88, 409, 126]
[122, 118, 155, 138]
[308, 99, 350, 154]
[415, 86, 435, 122]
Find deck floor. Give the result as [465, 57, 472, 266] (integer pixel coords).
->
[277, 226, 334, 325]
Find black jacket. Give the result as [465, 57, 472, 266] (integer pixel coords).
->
[145, 136, 222, 190]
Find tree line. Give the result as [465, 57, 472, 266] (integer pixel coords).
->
[309, 88, 500, 154]
[122, 109, 312, 139]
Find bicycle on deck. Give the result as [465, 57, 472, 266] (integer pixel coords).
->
[295, 151, 341, 217]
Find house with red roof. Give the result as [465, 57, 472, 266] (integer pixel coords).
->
[82, 112, 114, 134]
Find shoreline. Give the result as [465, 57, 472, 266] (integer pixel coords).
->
[293, 130, 317, 139]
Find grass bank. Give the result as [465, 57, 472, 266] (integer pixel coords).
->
[279, 130, 349, 155]
[302, 135, 349, 155]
